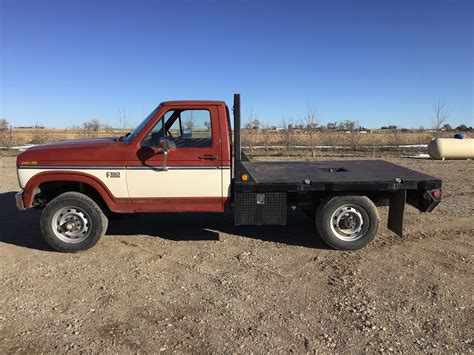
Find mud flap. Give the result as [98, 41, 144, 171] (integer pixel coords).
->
[388, 190, 406, 237]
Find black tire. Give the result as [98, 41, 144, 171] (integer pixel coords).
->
[316, 195, 379, 250]
[40, 192, 108, 252]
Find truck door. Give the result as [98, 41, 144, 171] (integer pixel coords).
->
[126, 105, 226, 212]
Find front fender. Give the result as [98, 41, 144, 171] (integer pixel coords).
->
[22, 170, 128, 212]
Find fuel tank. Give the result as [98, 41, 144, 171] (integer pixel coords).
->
[427, 138, 474, 160]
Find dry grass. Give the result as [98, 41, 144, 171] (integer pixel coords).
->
[241, 129, 454, 148]
[1, 128, 128, 147]
[240, 129, 465, 157]
[1, 128, 467, 159]
[4, 128, 452, 146]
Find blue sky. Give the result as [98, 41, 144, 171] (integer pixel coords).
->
[1, 0, 473, 129]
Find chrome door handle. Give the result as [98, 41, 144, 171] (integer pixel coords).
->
[198, 155, 218, 161]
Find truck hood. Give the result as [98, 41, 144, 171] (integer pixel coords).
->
[17, 137, 130, 164]
[26, 137, 115, 151]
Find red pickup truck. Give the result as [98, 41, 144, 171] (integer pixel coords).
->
[15, 94, 442, 252]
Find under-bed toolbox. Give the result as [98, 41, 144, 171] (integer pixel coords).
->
[234, 192, 287, 225]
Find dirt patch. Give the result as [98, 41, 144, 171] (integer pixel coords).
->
[0, 156, 472, 353]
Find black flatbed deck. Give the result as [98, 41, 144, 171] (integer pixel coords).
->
[235, 160, 442, 192]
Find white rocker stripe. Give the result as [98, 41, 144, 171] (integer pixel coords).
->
[18, 165, 230, 170]
[17, 166, 231, 199]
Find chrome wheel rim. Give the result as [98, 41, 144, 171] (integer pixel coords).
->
[330, 204, 368, 241]
[51, 206, 91, 243]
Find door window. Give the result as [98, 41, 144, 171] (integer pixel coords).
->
[143, 109, 212, 148]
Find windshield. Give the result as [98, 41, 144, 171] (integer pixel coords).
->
[123, 105, 161, 143]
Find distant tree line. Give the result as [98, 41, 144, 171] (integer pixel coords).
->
[452, 124, 473, 131]
[380, 124, 472, 131]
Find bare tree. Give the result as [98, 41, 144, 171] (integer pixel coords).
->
[326, 122, 339, 151]
[244, 108, 261, 129]
[456, 124, 471, 131]
[391, 125, 402, 155]
[243, 109, 260, 156]
[0, 124, 14, 149]
[102, 123, 114, 132]
[261, 123, 272, 152]
[346, 120, 361, 151]
[30, 121, 50, 144]
[433, 100, 450, 137]
[301, 104, 319, 157]
[281, 117, 295, 152]
[184, 110, 195, 129]
[116, 106, 130, 130]
[326, 122, 337, 130]
[0, 118, 9, 131]
[83, 119, 101, 131]
[83, 119, 102, 138]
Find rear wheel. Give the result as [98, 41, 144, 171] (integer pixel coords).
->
[40, 192, 108, 252]
[316, 195, 379, 250]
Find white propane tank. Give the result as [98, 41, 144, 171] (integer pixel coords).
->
[427, 138, 474, 160]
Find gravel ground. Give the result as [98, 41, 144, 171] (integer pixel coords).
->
[0, 156, 473, 353]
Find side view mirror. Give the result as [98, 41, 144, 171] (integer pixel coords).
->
[158, 137, 176, 171]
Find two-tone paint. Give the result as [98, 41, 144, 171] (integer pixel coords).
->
[17, 101, 232, 213]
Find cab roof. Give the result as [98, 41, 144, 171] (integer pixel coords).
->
[161, 100, 226, 106]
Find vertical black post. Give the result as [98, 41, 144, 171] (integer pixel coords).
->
[233, 93, 241, 166]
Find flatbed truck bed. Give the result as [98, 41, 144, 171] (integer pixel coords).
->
[236, 160, 441, 191]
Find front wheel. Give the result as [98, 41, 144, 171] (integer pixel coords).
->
[316, 195, 379, 250]
[40, 192, 108, 252]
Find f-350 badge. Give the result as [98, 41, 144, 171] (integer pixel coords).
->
[106, 172, 120, 178]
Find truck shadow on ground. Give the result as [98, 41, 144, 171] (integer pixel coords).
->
[107, 211, 328, 249]
[0, 191, 328, 251]
[0, 192, 51, 251]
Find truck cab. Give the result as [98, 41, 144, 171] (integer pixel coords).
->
[17, 100, 233, 214]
